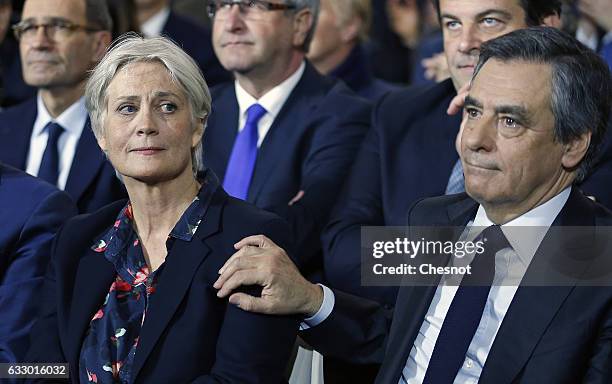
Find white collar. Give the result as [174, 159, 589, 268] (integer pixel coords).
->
[234, 61, 305, 119]
[33, 93, 88, 138]
[469, 187, 571, 265]
[140, 6, 171, 37]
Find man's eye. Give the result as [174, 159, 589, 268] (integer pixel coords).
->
[445, 21, 461, 30]
[482, 17, 501, 27]
[160, 103, 177, 113]
[501, 117, 518, 128]
[118, 105, 136, 114]
[466, 108, 481, 119]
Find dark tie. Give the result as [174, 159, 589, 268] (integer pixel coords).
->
[422, 225, 510, 384]
[37, 122, 65, 185]
[223, 103, 267, 200]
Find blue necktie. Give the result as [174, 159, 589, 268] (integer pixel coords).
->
[445, 158, 465, 195]
[422, 225, 510, 384]
[223, 104, 267, 200]
[37, 122, 65, 185]
[600, 41, 612, 72]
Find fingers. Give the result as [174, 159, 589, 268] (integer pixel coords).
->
[228, 293, 271, 314]
[216, 269, 266, 298]
[234, 234, 274, 250]
[447, 83, 470, 115]
[288, 190, 304, 206]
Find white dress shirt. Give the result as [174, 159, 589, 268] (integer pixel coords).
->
[234, 61, 305, 147]
[140, 6, 171, 37]
[25, 94, 88, 190]
[304, 188, 571, 383]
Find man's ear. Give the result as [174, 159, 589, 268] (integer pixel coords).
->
[561, 131, 591, 170]
[293, 8, 313, 48]
[541, 13, 561, 28]
[92, 31, 112, 62]
[339, 18, 361, 43]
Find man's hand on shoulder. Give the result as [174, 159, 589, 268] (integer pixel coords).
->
[214, 235, 323, 317]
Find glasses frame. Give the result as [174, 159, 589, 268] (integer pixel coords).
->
[12, 19, 101, 41]
[207, 0, 296, 19]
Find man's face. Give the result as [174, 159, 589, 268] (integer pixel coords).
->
[212, 2, 303, 78]
[460, 59, 574, 220]
[307, 0, 344, 66]
[20, 0, 105, 90]
[440, 0, 529, 89]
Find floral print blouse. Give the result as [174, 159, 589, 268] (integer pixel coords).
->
[79, 175, 215, 384]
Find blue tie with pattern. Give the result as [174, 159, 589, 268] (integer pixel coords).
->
[223, 103, 267, 200]
[422, 225, 510, 384]
[38, 122, 65, 185]
[445, 158, 465, 195]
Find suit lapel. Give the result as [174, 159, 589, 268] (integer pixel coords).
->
[0, 99, 37, 169]
[247, 64, 320, 203]
[204, 87, 239, 182]
[65, 248, 116, 372]
[379, 196, 479, 382]
[130, 189, 225, 382]
[479, 188, 596, 383]
[64, 119, 106, 203]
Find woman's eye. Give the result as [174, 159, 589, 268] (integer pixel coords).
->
[118, 105, 136, 114]
[160, 103, 177, 113]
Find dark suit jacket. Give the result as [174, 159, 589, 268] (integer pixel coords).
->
[304, 188, 612, 384]
[323, 78, 612, 306]
[162, 11, 231, 87]
[0, 98, 127, 214]
[0, 164, 76, 363]
[203, 62, 370, 274]
[25, 173, 299, 383]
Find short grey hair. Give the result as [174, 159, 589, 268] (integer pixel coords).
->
[85, 33, 211, 175]
[290, 0, 319, 52]
[472, 27, 612, 182]
[85, 0, 113, 31]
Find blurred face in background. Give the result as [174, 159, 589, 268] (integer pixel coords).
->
[439, 0, 528, 89]
[0, 1, 12, 44]
[19, 0, 109, 91]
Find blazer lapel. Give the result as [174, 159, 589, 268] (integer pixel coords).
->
[64, 120, 106, 203]
[479, 188, 596, 383]
[65, 249, 116, 372]
[379, 196, 479, 382]
[130, 190, 224, 382]
[0, 99, 37, 169]
[203, 87, 239, 182]
[247, 65, 319, 203]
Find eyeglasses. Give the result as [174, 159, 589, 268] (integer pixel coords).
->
[207, 0, 296, 21]
[12, 19, 101, 41]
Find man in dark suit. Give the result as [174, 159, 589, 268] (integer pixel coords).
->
[214, 27, 612, 383]
[135, 0, 231, 86]
[323, 0, 566, 306]
[306, 0, 400, 101]
[203, 0, 370, 273]
[0, 163, 76, 363]
[0, 0, 126, 214]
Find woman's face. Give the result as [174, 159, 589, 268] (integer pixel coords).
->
[98, 61, 203, 184]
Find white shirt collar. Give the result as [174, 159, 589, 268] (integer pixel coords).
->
[470, 187, 571, 265]
[234, 61, 305, 120]
[141, 6, 171, 37]
[33, 93, 88, 138]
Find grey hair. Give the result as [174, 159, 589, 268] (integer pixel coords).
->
[472, 26, 612, 182]
[290, 0, 319, 52]
[85, 0, 113, 31]
[85, 33, 211, 175]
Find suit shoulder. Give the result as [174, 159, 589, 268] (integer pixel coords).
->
[0, 164, 70, 205]
[59, 200, 127, 240]
[222, 196, 287, 230]
[0, 98, 36, 123]
[210, 82, 235, 100]
[375, 79, 455, 120]
[408, 193, 471, 226]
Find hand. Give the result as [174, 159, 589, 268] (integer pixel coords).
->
[387, 0, 420, 48]
[422, 52, 451, 83]
[214, 235, 323, 316]
[579, 0, 612, 32]
[447, 82, 470, 115]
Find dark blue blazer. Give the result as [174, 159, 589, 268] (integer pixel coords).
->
[203, 62, 370, 274]
[0, 98, 127, 214]
[323, 78, 612, 305]
[0, 164, 76, 363]
[330, 44, 401, 101]
[162, 11, 231, 87]
[305, 188, 612, 384]
[25, 175, 299, 383]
